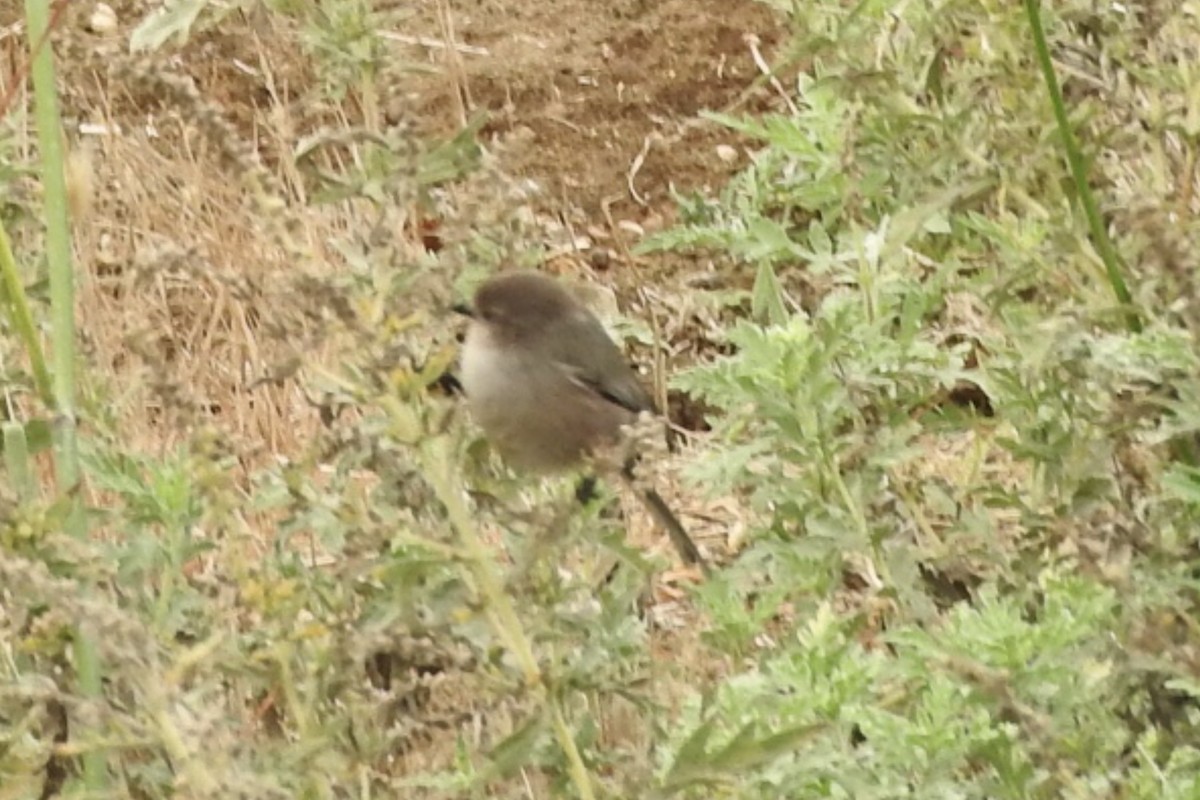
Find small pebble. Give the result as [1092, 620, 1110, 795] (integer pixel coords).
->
[88, 2, 117, 34]
[589, 248, 613, 270]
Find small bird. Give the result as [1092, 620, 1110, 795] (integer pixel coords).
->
[457, 270, 707, 571]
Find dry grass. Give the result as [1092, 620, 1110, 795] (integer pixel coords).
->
[5, 6, 433, 469]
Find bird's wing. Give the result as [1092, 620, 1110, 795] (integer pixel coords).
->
[562, 359, 655, 414]
[548, 312, 657, 415]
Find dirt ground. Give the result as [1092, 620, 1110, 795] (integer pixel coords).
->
[404, 0, 780, 227]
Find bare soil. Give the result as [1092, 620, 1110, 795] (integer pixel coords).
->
[406, 0, 778, 218]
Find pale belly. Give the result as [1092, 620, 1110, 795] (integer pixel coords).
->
[460, 328, 631, 472]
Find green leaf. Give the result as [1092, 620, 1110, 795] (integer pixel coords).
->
[484, 712, 548, 780]
[663, 720, 827, 790]
[751, 261, 788, 326]
[1161, 465, 1200, 505]
[130, 0, 209, 52]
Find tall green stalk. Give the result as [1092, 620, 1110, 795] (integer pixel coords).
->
[1023, 0, 1141, 332]
[23, 0, 106, 789]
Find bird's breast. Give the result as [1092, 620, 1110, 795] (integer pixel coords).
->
[460, 325, 633, 472]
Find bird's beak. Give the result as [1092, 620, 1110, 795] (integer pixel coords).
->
[452, 302, 475, 318]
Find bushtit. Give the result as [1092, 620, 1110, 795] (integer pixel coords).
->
[457, 271, 707, 570]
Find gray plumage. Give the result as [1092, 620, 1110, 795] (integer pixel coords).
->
[459, 271, 707, 569]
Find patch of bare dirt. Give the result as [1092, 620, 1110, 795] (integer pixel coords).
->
[404, 0, 780, 228]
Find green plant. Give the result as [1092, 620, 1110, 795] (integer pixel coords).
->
[639, 0, 1200, 795]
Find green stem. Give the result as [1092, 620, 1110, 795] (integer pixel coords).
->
[24, 0, 104, 789]
[1023, 0, 1140, 332]
[421, 436, 595, 800]
[0, 224, 53, 400]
